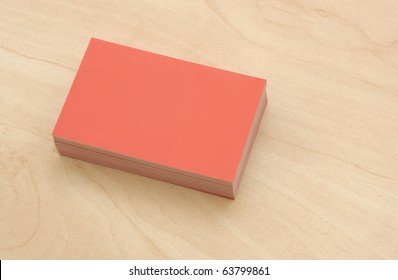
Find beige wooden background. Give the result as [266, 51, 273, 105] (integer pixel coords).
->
[1, 0, 397, 259]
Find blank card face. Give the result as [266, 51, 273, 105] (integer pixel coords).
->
[53, 38, 266, 184]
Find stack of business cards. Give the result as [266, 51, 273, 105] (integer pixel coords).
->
[53, 38, 267, 199]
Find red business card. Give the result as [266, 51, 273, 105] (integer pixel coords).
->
[53, 38, 267, 198]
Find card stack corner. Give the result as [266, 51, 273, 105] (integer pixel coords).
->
[53, 38, 267, 199]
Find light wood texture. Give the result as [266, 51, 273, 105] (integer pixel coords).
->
[1, 0, 397, 259]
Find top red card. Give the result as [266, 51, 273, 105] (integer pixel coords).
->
[53, 38, 266, 185]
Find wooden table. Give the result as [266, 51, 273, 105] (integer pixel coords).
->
[1, 0, 397, 259]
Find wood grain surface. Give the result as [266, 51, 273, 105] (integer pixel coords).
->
[1, 0, 397, 259]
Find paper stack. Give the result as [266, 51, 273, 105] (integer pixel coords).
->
[53, 38, 267, 199]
